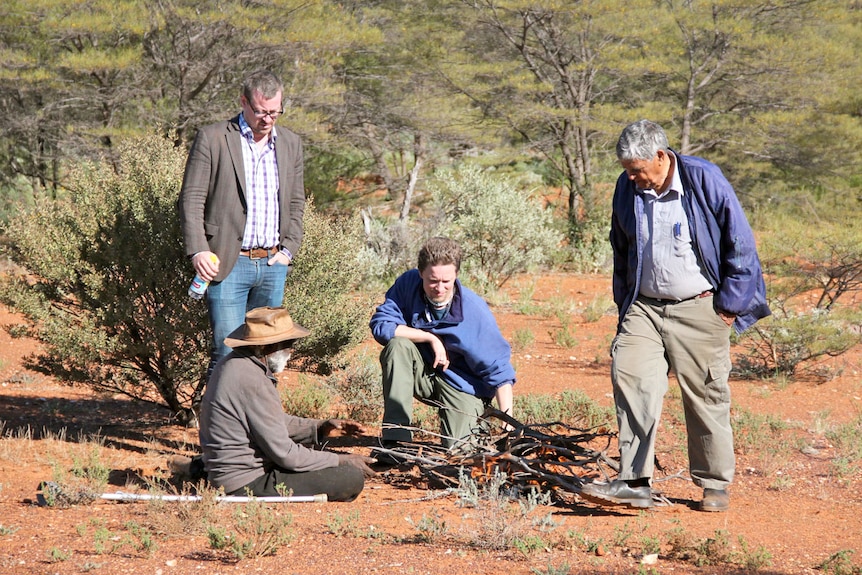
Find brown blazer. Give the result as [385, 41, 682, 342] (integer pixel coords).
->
[179, 115, 305, 281]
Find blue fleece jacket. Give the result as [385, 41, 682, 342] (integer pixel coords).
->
[610, 151, 771, 333]
[369, 269, 516, 398]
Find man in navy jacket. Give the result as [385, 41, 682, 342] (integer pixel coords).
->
[581, 120, 770, 512]
[369, 237, 515, 452]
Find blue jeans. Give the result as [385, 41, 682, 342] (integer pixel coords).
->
[206, 256, 290, 375]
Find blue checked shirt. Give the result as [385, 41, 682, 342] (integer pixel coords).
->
[238, 115, 280, 250]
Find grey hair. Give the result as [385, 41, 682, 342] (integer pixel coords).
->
[616, 120, 669, 161]
[241, 70, 284, 102]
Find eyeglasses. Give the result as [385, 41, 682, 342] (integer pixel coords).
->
[250, 107, 284, 119]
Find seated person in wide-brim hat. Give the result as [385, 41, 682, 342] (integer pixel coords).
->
[199, 306, 375, 501]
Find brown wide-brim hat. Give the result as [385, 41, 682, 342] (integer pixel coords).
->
[223, 307, 310, 348]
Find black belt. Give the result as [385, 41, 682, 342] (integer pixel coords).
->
[240, 246, 278, 259]
[640, 290, 713, 305]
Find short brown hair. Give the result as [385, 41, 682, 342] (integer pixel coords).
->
[241, 70, 284, 102]
[417, 237, 462, 272]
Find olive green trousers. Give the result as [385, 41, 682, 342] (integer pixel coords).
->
[379, 337, 486, 448]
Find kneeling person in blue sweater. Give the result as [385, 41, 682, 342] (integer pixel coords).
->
[369, 237, 516, 452]
[200, 307, 375, 501]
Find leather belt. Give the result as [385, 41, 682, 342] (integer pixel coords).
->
[640, 290, 713, 305]
[240, 246, 278, 259]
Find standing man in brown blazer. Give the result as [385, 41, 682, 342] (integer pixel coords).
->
[179, 70, 306, 376]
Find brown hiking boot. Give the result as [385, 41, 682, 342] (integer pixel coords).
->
[700, 488, 729, 512]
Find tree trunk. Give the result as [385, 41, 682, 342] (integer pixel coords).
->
[399, 132, 426, 222]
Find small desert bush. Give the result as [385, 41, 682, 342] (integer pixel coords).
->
[326, 509, 362, 538]
[737, 212, 862, 380]
[357, 165, 563, 295]
[207, 498, 293, 560]
[551, 317, 578, 349]
[42, 441, 111, 507]
[511, 328, 536, 353]
[732, 408, 790, 451]
[77, 518, 158, 558]
[826, 415, 862, 480]
[143, 483, 222, 537]
[515, 390, 614, 429]
[818, 550, 862, 575]
[581, 294, 614, 323]
[456, 469, 556, 552]
[280, 375, 332, 419]
[735, 308, 860, 380]
[0, 134, 209, 423]
[665, 527, 772, 570]
[406, 511, 448, 543]
[429, 164, 563, 292]
[325, 349, 383, 423]
[732, 408, 796, 476]
[284, 199, 377, 375]
[0, 136, 376, 421]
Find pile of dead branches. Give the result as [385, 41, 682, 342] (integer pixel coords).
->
[376, 409, 620, 504]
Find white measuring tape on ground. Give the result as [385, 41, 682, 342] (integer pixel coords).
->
[36, 482, 328, 505]
[100, 491, 328, 503]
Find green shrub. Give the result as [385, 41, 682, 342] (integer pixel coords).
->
[280, 375, 332, 419]
[818, 550, 862, 575]
[511, 328, 536, 353]
[736, 210, 862, 380]
[551, 317, 578, 349]
[0, 136, 374, 419]
[515, 390, 614, 429]
[207, 499, 293, 560]
[581, 294, 614, 323]
[735, 308, 860, 379]
[564, 204, 613, 274]
[0, 134, 208, 422]
[428, 164, 563, 291]
[325, 349, 383, 423]
[456, 469, 557, 552]
[826, 415, 862, 480]
[284, 199, 376, 375]
[356, 216, 421, 292]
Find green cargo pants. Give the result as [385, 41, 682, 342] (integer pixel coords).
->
[380, 337, 486, 448]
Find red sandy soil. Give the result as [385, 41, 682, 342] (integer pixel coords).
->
[0, 272, 861, 574]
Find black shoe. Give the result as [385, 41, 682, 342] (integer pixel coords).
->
[580, 480, 653, 509]
[700, 488, 729, 512]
